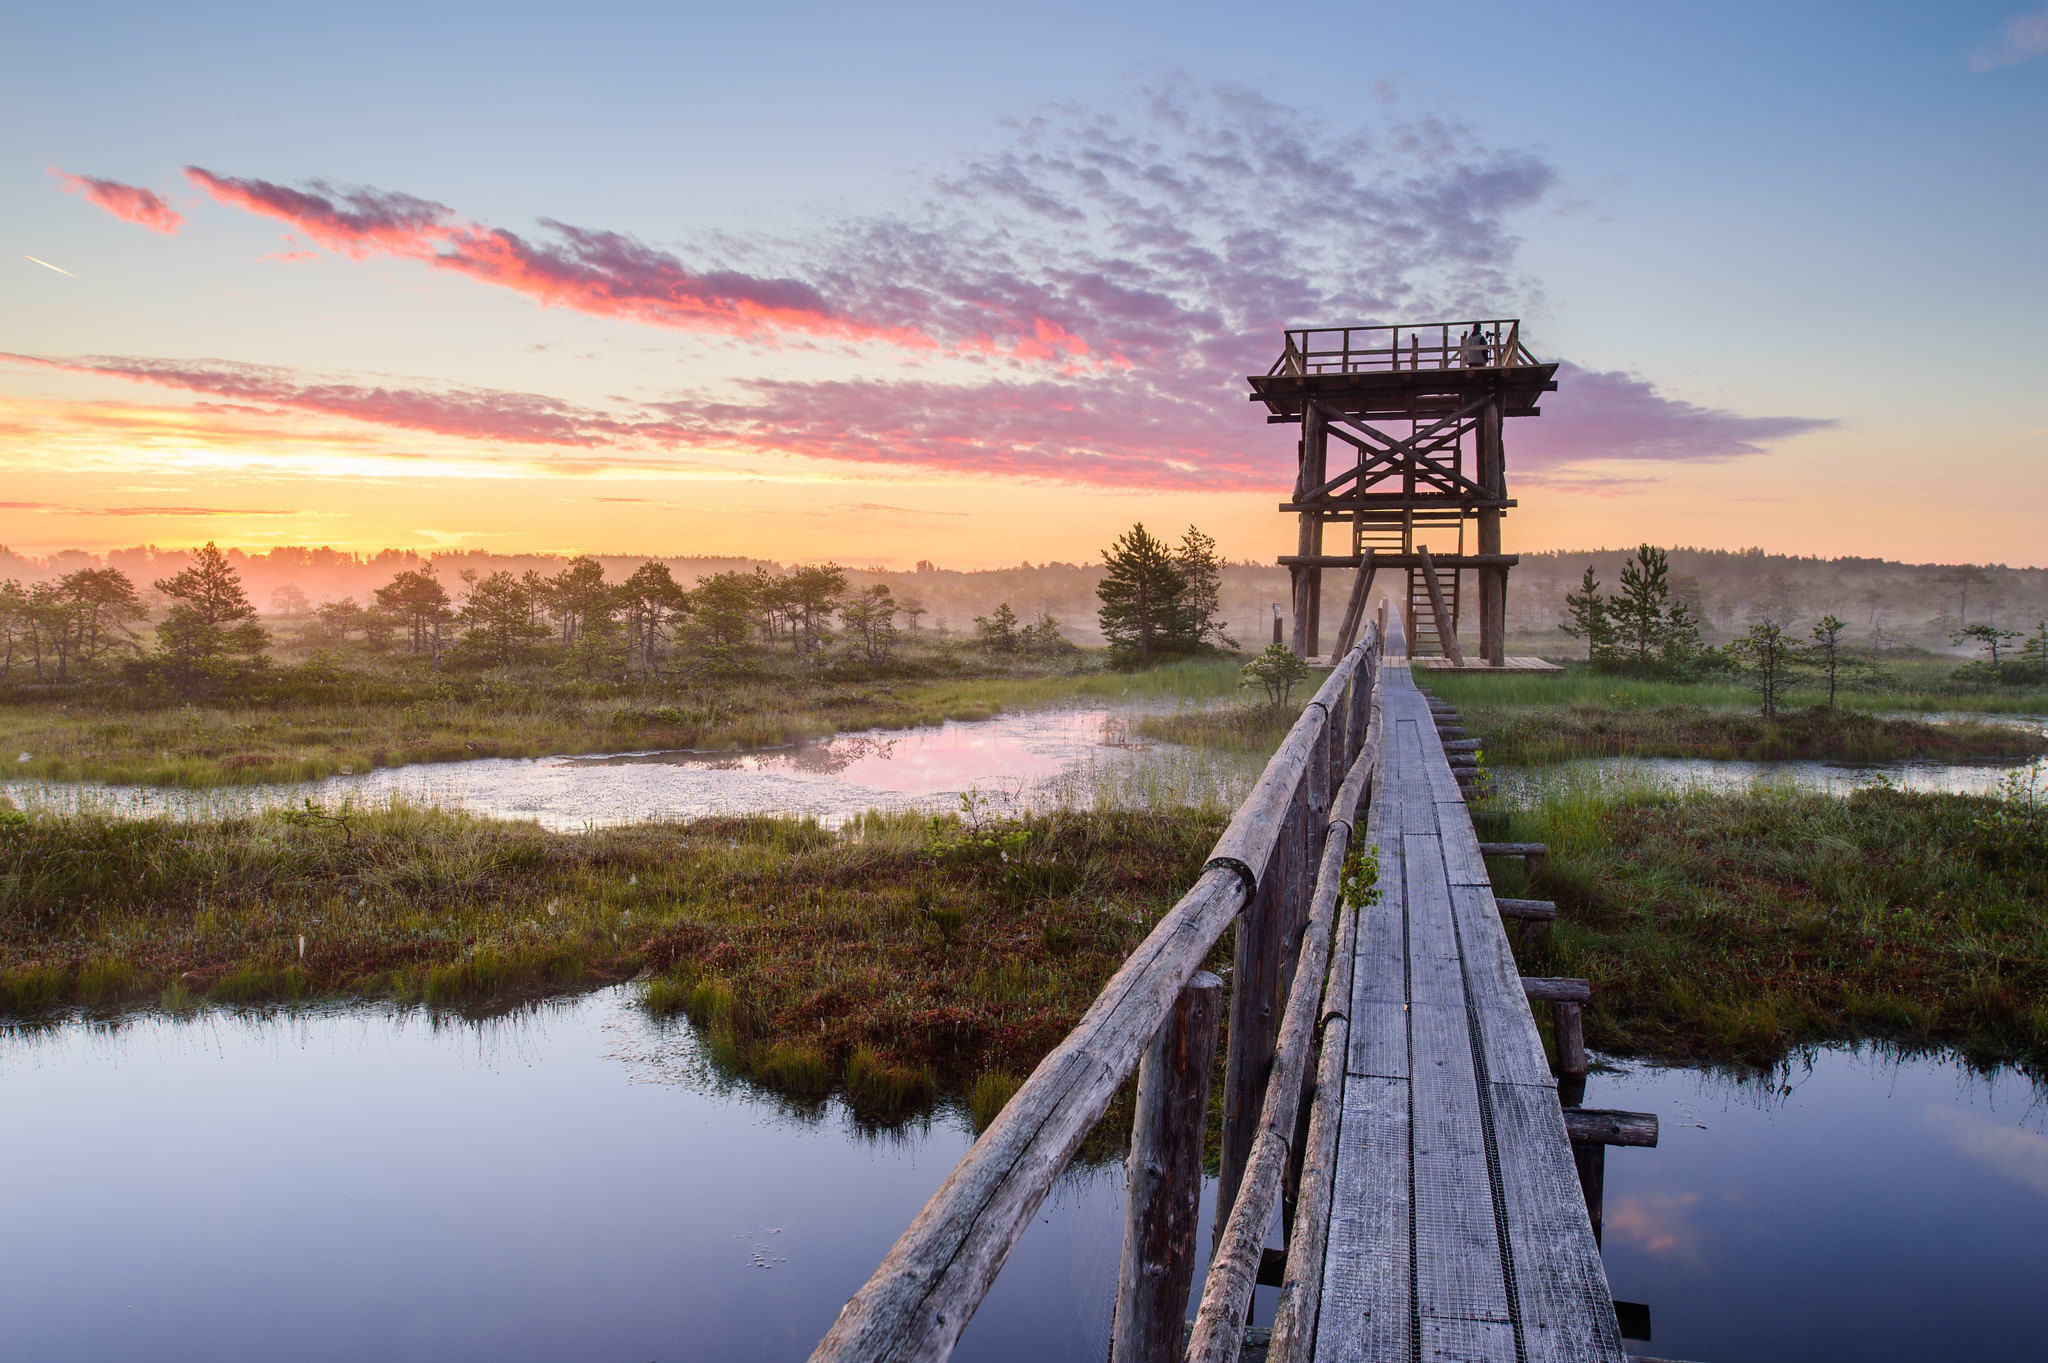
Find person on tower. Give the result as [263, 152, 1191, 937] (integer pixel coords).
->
[1461, 324, 1490, 368]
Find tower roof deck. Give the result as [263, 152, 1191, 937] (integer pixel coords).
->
[1248, 318, 1558, 421]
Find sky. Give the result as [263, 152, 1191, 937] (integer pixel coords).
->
[3, 0, 2044, 569]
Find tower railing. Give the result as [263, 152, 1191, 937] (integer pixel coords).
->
[1270, 320, 1538, 377]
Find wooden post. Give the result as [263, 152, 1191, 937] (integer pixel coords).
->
[1328, 549, 1376, 662]
[1287, 563, 1306, 657]
[1475, 395, 1507, 667]
[1113, 971, 1225, 1363]
[1571, 1140, 1605, 1246]
[1217, 783, 1301, 1233]
[1553, 1001, 1587, 1077]
[1292, 405, 1328, 657]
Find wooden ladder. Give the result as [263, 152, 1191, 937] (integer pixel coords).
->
[1406, 562, 1460, 658]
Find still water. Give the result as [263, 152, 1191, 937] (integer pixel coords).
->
[4, 992, 2044, 1362]
[1, 706, 1263, 829]
[0, 988, 1135, 1363]
[1589, 1050, 2048, 1361]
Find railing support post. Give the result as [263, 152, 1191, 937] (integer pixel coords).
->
[1571, 1140, 1605, 1246]
[1113, 971, 1224, 1363]
[1217, 784, 1301, 1232]
[1553, 1000, 1587, 1077]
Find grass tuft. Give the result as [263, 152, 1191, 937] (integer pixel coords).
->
[967, 1068, 1023, 1130]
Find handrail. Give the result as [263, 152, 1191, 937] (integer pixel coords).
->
[1186, 699, 1381, 1362]
[810, 623, 1384, 1363]
[1264, 319, 1543, 377]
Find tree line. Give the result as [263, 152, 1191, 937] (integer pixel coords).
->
[0, 543, 1087, 689]
[1561, 543, 2048, 717]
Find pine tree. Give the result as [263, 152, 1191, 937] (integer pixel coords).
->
[1612, 544, 1674, 666]
[1732, 620, 1795, 719]
[1097, 523, 1195, 665]
[1173, 525, 1236, 651]
[1808, 615, 1849, 707]
[1559, 566, 1616, 664]
[374, 564, 453, 657]
[974, 602, 1020, 653]
[154, 542, 269, 669]
[455, 571, 549, 666]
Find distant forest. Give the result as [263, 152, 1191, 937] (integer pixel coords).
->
[2, 541, 2043, 659]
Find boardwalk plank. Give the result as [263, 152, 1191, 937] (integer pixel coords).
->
[1346, 1002, 1411, 1080]
[1419, 1317, 1517, 1362]
[1448, 885, 1554, 1089]
[1403, 835, 1463, 1007]
[1315, 653, 1623, 1363]
[1437, 816, 1491, 889]
[1421, 738, 1466, 804]
[1409, 1002, 1508, 1325]
[1398, 727, 1438, 831]
[1315, 1076, 1412, 1363]
[1487, 1082, 1628, 1363]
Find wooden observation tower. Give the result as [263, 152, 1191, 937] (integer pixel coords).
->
[1249, 319, 1558, 665]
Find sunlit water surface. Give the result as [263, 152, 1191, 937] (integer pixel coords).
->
[1, 705, 1263, 828]
[4, 996, 2044, 1362]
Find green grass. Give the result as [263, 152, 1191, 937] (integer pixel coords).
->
[1423, 666, 2047, 765]
[1480, 767, 2048, 1075]
[1428, 657, 2048, 716]
[1135, 699, 1308, 753]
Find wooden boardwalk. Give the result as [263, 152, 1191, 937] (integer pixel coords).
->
[1314, 656, 1623, 1363]
[808, 615, 1634, 1363]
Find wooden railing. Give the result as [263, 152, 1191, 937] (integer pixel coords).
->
[1270, 319, 1538, 377]
[810, 613, 1388, 1363]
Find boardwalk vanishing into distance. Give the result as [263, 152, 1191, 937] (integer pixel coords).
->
[1310, 621, 1624, 1362]
[810, 610, 1638, 1363]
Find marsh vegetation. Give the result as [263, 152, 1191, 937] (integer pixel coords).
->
[1484, 767, 2048, 1076]
[0, 799, 1230, 1117]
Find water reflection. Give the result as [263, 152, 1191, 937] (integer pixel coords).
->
[0, 988, 1133, 1363]
[1, 706, 1249, 830]
[7, 1003, 2046, 1359]
[1587, 1047, 2048, 1361]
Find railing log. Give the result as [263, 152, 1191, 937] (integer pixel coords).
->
[1188, 738, 1379, 1363]
[807, 870, 1246, 1363]
[1268, 684, 1381, 1363]
[1111, 971, 1224, 1363]
[809, 625, 1380, 1363]
[1217, 783, 1300, 1230]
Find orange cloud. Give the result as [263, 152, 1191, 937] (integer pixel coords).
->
[52, 170, 184, 234]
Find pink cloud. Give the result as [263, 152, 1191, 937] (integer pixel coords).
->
[0, 352, 657, 448]
[182, 167, 898, 344]
[21, 90, 1831, 494]
[53, 171, 183, 234]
